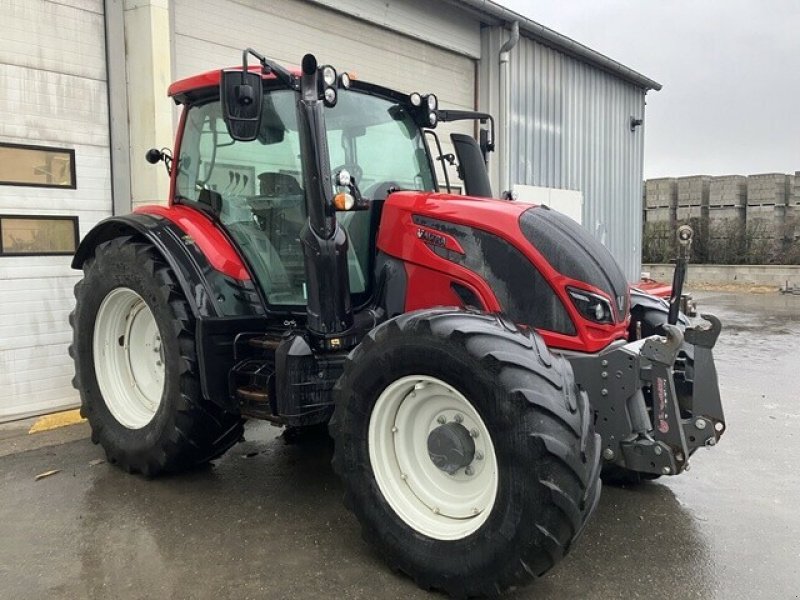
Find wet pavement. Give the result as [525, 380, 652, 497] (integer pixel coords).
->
[1, 290, 799, 599]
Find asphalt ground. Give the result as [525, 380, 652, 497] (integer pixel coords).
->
[1, 290, 798, 599]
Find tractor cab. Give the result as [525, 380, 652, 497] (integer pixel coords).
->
[163, 51, 494, 326]
[170, 71, 439, 310]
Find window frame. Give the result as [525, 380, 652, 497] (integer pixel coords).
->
[0, 142, 77, 189]
[0, 214, 80, 257]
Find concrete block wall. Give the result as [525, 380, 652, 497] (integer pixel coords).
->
[644, 177, 677, 208]
[790, 171, 800, 207]
[676, 205, 707, 222]
[746, 173, 790, 206]
[709, 175, 747, 207]
[677, 175, 710, 207]
[708, 205, 745, 235]
[747, 204, 784, 239]
[644, 171, 800, 264]
[644, 206, 675, 224]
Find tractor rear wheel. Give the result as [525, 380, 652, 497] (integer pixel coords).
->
[70, 237, 243, 476]
[331, 309, 601, 597]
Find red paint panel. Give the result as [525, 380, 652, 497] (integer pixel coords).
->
[167, 66, 301, 99]
[134, 204, 250, 281]
[636, 279, 672, 298]
[378, 190, 630, 353]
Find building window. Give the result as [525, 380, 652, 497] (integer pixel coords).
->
[0, 215, 79, 256]
[0, 143, 76, 189]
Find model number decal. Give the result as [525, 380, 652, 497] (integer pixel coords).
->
[417, 227, 446, 248]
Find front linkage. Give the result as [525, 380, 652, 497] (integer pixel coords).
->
[569, 314, 724, 476]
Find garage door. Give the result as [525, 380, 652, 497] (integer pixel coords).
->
[173, 0, 476, 189]
[0, 0, 112, 422]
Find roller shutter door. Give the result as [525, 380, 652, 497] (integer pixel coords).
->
[0, 0, 112, 422]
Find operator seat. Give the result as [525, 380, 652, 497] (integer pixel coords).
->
[225, 172, 307, 304]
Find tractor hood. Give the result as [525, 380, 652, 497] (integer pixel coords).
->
[377, 191, 631, 352]
[519, 206, 630, 320]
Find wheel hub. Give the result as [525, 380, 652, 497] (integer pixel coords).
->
[368, 375, 499, 541]
[93, 287, 165, 430]
[427, 421, 475, 475]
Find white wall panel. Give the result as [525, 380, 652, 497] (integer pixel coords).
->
[306, 0, 480, 58]
[0, 0, 111, 422]
[1, 0, 106, 80]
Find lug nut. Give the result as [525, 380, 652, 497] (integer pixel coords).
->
[391, 426, 398, 433]
[601, 371, 608, 379]
[602, 448, 615, 460]
[706, 438, 716, 447]
[654, 445, 663, 456]
[470, 428, 479, 438]
[601, 359, 608, 367]
[662, 466, 671, 475]
[454, 414, 463, 424]
[695, 418, 707, 430]
[601, 389, 608, 396]
[437, 415, 447, 425]
[475, 451, 484, 461]
[465, 466, 474, 476]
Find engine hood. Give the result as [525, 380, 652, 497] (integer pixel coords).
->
[519, 206, 630, 320]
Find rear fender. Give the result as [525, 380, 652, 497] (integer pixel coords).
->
[72, 212, 263, 319]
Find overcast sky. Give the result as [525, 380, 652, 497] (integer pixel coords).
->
[498, 0, 800, 178]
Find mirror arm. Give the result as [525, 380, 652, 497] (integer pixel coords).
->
[436, 109, 495, 164]
[243, 47, 298, 90]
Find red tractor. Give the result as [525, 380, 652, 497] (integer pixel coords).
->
[70, 50, 725, 596]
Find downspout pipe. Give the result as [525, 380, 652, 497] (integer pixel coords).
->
[498, 20, 519, 195]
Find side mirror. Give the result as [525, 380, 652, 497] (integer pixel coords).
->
[220, 69, 263, 141]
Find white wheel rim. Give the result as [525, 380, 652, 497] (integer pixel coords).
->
[368, 375, 499, 541]
[92, 287, 165, 429]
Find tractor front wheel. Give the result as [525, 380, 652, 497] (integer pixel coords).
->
[331, 309, 601, 597]
[70, 237, 243, 476]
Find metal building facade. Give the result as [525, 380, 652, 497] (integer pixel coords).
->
[479, 23, 657, 281]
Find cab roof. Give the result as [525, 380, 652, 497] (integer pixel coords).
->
[168, 66, 302, 104]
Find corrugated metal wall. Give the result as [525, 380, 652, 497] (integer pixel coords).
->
[494, 32, 648, 281]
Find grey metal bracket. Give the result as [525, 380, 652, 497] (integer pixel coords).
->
[620, 438, 677, 475]
[649, 361, 690, 471]
[641, 324, 684, 366]
[684, 313, 722, 349]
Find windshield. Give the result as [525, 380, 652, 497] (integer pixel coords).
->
[174, 89, 434, 309]
[326, 91, 435, 193]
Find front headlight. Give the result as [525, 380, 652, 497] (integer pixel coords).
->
[567, 287, 614, 324]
